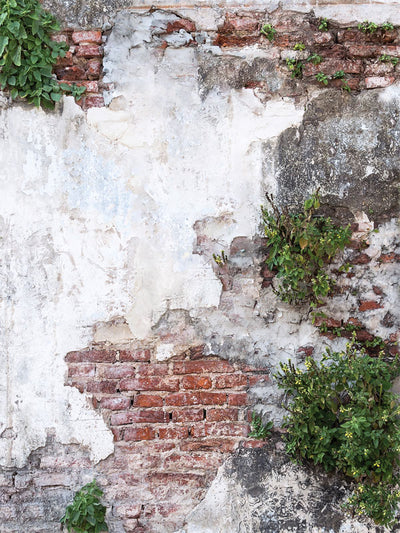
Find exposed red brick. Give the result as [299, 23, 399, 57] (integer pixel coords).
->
[51, 33, 69, 43]
[100, 397, 131, 411]
[134, 394, 164, 407]
[206, 408, 238, 422]
[111, 410, 166, 425]
[346, 45, 380, 57]
[373, 286, 383, 295]
[55, 66, 86, 81]
[313, 317, 341, 328]
[351, 253, 372, 265]
[158, 426, 188, 439]
[261, 265, 276, 278]
[214, 34, 260, 48]
[76, 44, 103, 58]
[98, 364, 135, 379]
[119, 349, 151, 362]
[347, 317, 363, 327]
[67, 363, 95, 377]
[173, 359, 234, 374]
[379, 253, 397, 263]
[84, 95, 105, 108]
[163, 453, 222, 471]
[304, 59, 362, 77]
[191, 422, 248, 438]
[359, 300, 383, 311]
[355, 330, 374, 342]
[180, 438, 239, 453]
[181, 375, 212, 390]
[114, 504, 142, 519]
[215, 374, 248, 389]
[55, 51, 74, 67]
[223, 14, 260, 32]
[66, 349, 115, 363]
[321, 44, 346, 59]
[248, 375, 270, 386]
[242, 439, 268, 448]
[86, 58, 102, 77]
[72, 30, 103, 44]
[86, 380, 117, 394]
[297, 345, 314, 357]
[136, 363, 169, 376]
[171, 408, 204, 422]
[120, 377, 179, 392]
[365, 76, 395, 89]
[228, 393, 247, 406]
[165, 391, 226, 406]
[124, 427, 156, 441]
[166, 19, 196, 33]
[364, 62, 395, 76]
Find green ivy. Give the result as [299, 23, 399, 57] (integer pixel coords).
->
[61, 480, 108, 533]
[0, 0, 85, 108]
[262, 191, 351, 305]
[276, 342, 400, 526]
[249, 412, 273, 439]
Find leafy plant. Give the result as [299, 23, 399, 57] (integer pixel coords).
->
[276, 341, 400, 526]
[262, 190, 351, 305]
[0, 0, 85, 108]
[249, 412, 273, 439]
[358, 21, 378, 33]
[318, 18, 328, 31]
[342, 80, 351, 92]
[260, 23, 276, 42]
[382, 22, 394, 31]
[61, 480, 108, 533]
[379, 54, 399, 66]
[293, 42, 305, 51]
[315, 72, 329, 85]
[333, 70, 345, 79]
[307, 53, 323, 65]
[285, 58, 303, 78]
[213, 250, 228, 266]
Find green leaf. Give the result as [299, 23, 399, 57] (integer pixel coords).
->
[50, 92, 62, 102]
[12, 45, 21, 66]
[0, 35, 8, 56]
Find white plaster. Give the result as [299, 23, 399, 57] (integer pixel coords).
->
[0, 9, 305, 467]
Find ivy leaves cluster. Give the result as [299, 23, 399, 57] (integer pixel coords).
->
[276, 342, 400, 526]
[61, 480, 108, 533]
[0, 0, 85, 108]
[262, 191, 351, 306]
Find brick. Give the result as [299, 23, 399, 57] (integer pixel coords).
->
[373, 286, 383, 295]
[379, 253, 397, 263]
[119, 349, 151, 362]
[76, 44, 103, 58]
[215, 374, 247, 389]
[84, 95, 105, 108]
[223, 14, 260, 32]
[313, 32, 333, 45]
[181, 375, 212, 389]
[321, 45, 346, 59]
[72, 30, 103, 44]
[124, 427, 155, 441]
[60, 80, 99, 92]
[66, 349, 115, 363]
[191, 422, 249, 438]
[303, 59, 362, 77]
[365, 76, 395, 89]
[136, 363, 169, 376]
[134, 394, 164, 407]
[100, 397, 131, 410]
[346, 45, 380, 57]
[55, 66, 86, 81]
[200, 392, 227, 405]
[248, 375, 269, 386]
[347, 317, 363, 327]
[242, 439, 268, 449]
[120, 377, 179, 392]
[55, 50, 74, 67]
[51, 32, 69, 43]
[206, 408, 238, 422]
[67, 363, 95, 377]
[171, 408, 204, 422]
[166, 19, 196, 33]
[364, 62, 394, 76]
[158, 426, 188, 439]
[180, 438, 239, 453]
[99, 364, 135, 379]
[86, 380, 117, 394]
[359, 300, 383, 311]
[356, 330, 374, 342]
[351, 253, 372, 265]
[228, 393, 247, 406]
[86, 58, 102, 77]
[114, 503, 142, 519]
[173, 359, 234, 374]
[163, 453, 222, 470]
[111, 410, 166, 425]
[116, 440, 175, 454]
[165, 392, 202, 406]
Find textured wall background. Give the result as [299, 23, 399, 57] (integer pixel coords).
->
[0, 2, 399, 532]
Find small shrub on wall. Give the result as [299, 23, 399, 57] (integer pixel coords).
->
[0, 0, 84, 108]
[276, 341, 400, 526]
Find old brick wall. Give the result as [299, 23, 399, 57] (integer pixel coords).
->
[0, 3, 399, 533]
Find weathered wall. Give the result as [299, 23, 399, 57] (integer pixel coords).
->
[0, 2, 399, 532]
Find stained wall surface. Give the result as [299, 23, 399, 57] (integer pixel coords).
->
[0, 2, 399, 532]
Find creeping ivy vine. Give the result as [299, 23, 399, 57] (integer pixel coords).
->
[0, 0, 85, 108]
